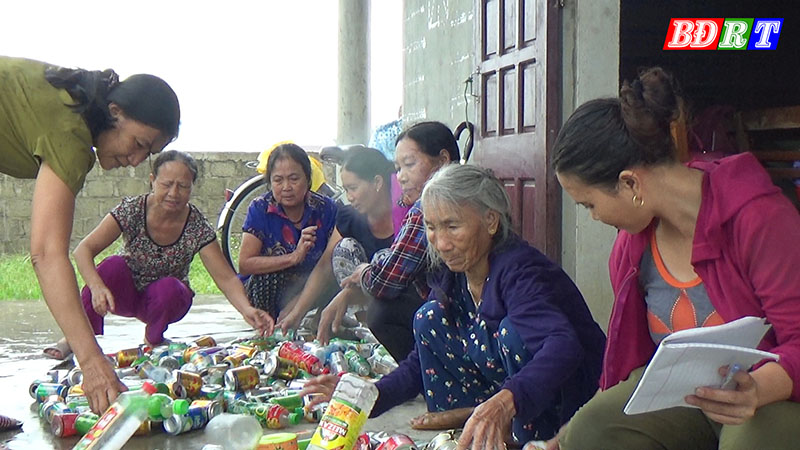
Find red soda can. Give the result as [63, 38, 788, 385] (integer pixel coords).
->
[115, 348, 141, 368]
[375, 434, 418, 450]
[51, 412, 79, 438]
[224, 365, 260, 391]
[175, 370, 203, 398]
[278, 342, 322, 375]
[355, 433, 373, 450]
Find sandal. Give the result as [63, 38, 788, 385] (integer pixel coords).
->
[0, 414, 23, 431]
[410, 407, 474, 430]
[42, 339, 73, 360]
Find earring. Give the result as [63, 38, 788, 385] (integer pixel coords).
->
[488, 227, 497, 235]
[632, 194, 644, 207]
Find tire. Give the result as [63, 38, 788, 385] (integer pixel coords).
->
[219, 176, 268, 271]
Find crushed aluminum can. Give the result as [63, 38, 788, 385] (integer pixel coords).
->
[425, 432, 458, 450]
[375, 434, 419, 450]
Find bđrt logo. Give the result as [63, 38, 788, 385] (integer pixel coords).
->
[663, 18, 783, 50]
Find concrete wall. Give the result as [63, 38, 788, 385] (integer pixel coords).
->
[403, 0, 477, 129]
[0, 152, 261, 255]
[560, 0, 620, 331]
[402, 0, 621, 331]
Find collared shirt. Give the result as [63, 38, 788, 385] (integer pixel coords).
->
[360, 200, 429, 300]
[242, 190, 337, 278]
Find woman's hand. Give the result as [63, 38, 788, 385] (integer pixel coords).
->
[458, 389, 516, 450]
[298, 374, 340, 408]
[276, 307, 303, 335]
[80, 353, 128, 414]
[545, 424, 567, 450]
[241, 306, 274, 336]
[291, 226, 317, 265]
[340, 263, 369, 289]
[89, 284, 115, 316]
[684, 365, 759, 425]
[317, 289, 353, 345]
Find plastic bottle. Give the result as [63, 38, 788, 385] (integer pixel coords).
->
[307, 374, 378, 450]
[71, 381, 157, 450]
[204, 413, 263, 450]
[264, 404, 303, 429]
[147, 393, 174, 421]
[344, 349, 371, 376]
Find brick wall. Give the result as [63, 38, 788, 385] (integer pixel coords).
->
[0, 152, 271, 254]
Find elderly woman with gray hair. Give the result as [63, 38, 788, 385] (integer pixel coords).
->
[301, 164, 605, 447]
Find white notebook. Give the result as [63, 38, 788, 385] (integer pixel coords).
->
[624, 316, 779, 415]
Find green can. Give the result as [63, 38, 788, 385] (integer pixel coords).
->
[270, 393, 303, 410]
[75, 412, 99, 435]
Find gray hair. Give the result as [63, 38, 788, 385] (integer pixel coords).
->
[421, 164, 513, 268]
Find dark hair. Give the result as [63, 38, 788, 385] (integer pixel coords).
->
[396, 121, 460, 163]
[152, 150, 198, 182]
[552, 67, 683, 190]
[342, 146, 394, 194]
[267, 143, 312, 189]
[44, 66, 180, 143]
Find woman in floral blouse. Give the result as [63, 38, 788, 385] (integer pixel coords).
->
[44, 150, 274, 359]
[238, 143, 338, 319]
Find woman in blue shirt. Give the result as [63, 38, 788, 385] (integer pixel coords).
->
[238, 143, 337, 318]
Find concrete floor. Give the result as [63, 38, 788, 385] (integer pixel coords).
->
[0, 296, 441, 450]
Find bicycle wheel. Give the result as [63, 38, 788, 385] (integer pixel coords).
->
[219, 175, 268, 271]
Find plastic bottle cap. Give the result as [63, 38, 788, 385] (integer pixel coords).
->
[141, 382, 157, 395]
[173, 399, 189, 415]
[288, 412, 303, 425]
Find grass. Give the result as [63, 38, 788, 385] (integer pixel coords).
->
[0, 243, 221, 300]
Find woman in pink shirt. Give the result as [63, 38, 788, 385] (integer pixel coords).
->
[548, 67, 800, 450]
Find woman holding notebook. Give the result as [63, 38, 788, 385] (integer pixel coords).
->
[548, 67, 800, 449]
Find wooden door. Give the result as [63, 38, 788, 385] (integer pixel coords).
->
[474, 0, 562, 261]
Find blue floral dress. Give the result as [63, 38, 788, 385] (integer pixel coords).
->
[242, 190, 336, 316]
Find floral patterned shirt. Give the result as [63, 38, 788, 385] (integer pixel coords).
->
[241, 191, 337, 280]
[110, 194, 217, 291]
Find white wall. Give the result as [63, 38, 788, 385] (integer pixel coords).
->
[560, 0, 621, 331]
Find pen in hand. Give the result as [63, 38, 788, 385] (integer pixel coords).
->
[719, 363, 742, 390]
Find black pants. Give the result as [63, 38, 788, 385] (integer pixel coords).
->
[367, 288, 425, 362]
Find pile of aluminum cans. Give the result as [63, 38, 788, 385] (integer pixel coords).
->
[30, 330, 399, 440]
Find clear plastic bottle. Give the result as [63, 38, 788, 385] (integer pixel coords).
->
[307, 374, 378, 450]
[71, 381, 156, 450]
[204, 413, 263, 450]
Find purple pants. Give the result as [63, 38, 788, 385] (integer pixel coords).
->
[81, 255, 194, 345]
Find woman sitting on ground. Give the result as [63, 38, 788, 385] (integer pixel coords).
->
[548, 67, 800, 450]
[45, 151, 274, 358]
[276, 146, 397, 337]
[318, 121, 461, 362]
[238, 143, 338, 319]
[303, 164, 606, 446]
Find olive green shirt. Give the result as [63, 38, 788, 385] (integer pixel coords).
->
[0, 56, 95, 195]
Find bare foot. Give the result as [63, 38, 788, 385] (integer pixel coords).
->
[43, 338, 72, 360]
[410, 407, 474, 430]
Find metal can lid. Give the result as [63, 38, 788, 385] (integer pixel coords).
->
[163, 414, 184, 435]
[207, 400, 224, 419]
[262, 353, 278, 377]
[223, 370, 236, 390]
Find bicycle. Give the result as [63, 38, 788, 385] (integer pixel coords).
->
[216, 146, 350, 271]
